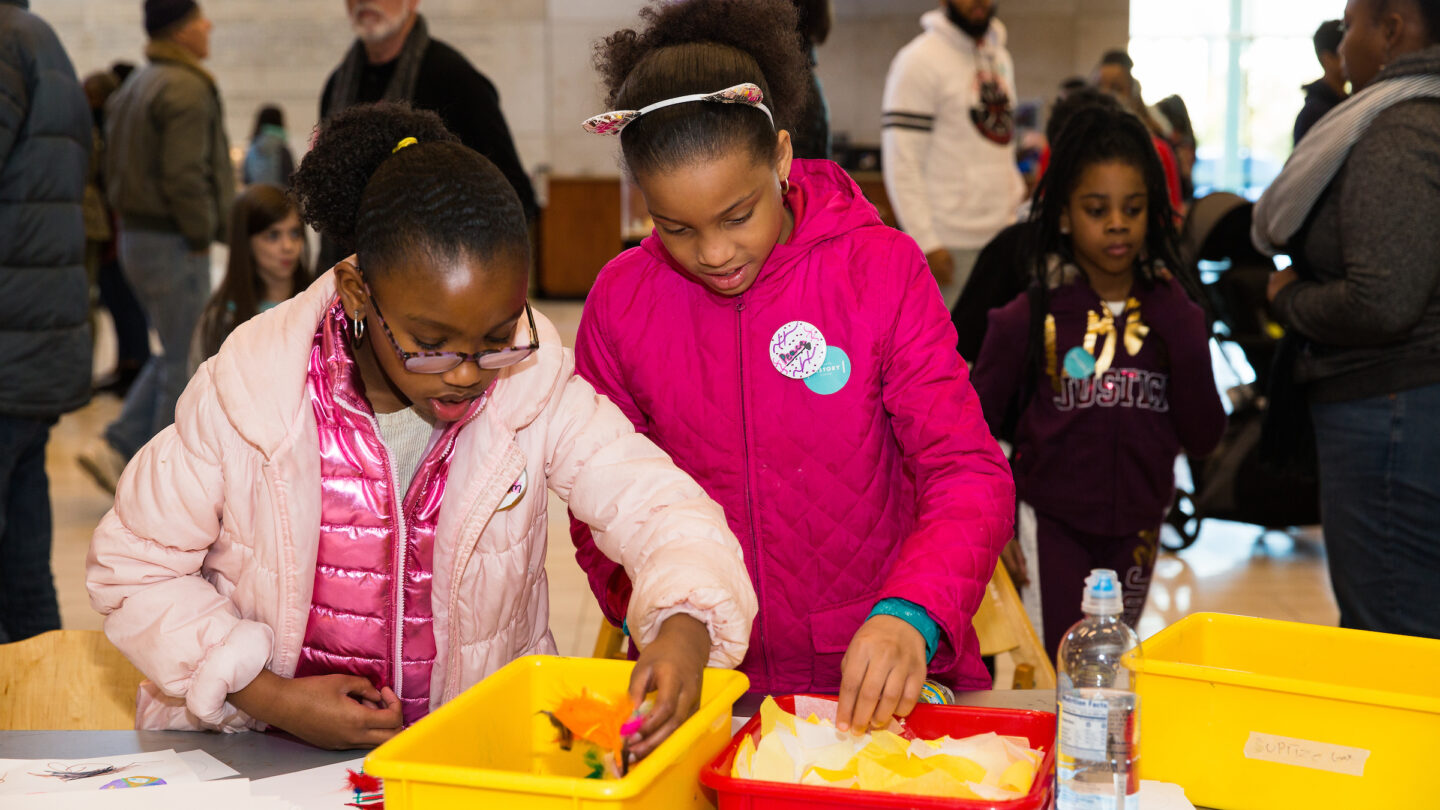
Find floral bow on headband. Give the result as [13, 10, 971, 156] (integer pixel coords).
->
[581, 82, 773, 136]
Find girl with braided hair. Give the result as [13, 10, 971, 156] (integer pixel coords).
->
[87, 102, 756, 754]
[971, 105, 1225, 659]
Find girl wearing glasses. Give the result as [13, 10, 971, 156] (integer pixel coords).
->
[87, 102, 757, 754]
[571, 0, 1014, 734]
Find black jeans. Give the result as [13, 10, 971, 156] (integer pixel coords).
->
[0, 414, 61, 642]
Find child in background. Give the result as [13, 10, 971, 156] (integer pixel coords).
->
[571, 0, 1014, 734]
[87, 103, 756, 754]
[189, 183, 313, 371]
[242, 104, 295, 188]
[970, 105, 1225, 659]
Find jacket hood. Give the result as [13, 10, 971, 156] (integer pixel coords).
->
[921, 8, 1007, 51]
[1378, 43, 1440, 81]
[144, 39, 215, 86]
[775, 158, 886, 254]
[203, 268, 560, 457]
[639, 158, 885, 292]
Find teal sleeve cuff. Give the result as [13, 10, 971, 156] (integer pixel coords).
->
[870, 598, 940, 663]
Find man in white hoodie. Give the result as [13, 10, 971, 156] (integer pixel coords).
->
[882, 0, 1025, 310]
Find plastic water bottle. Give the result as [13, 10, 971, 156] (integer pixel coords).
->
[1055, 569, 1142, 810]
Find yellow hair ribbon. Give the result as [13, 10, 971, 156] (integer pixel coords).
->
[1083, 308, 1118, 377]
[1122, 297, 1150, 357]
[1044, 314, 1061, 393]
[392, 136, 418, 154]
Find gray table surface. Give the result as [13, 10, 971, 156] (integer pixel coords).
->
[0, 690, 1056, 780]
[0, 729, 360, 780]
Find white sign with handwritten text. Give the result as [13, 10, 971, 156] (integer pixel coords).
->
[1243, 731, 1370, 777]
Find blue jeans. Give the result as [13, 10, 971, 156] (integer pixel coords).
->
[104, 229, 210, 459]
[1312, 383, 1440, 639]
[0, 415, 60, 643]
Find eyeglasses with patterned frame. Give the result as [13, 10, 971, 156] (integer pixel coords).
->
[364, 285, 538, 373]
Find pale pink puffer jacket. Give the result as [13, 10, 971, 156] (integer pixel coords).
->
[86, 270, 757, 731]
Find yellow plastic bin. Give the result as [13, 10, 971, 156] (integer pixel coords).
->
[365, 655, 748, 810]
[1123, 612, 1440, 810]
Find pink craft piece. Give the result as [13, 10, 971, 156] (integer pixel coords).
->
[582, 110, 641, 135]
[705, 83, 764, 105]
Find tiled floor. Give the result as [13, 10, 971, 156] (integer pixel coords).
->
[43, 298, 1337, 675]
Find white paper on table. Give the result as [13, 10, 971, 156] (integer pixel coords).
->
[0, 749, 201, 794]
[175, 748, 241, 781]
[1138, 779, 1196, 809]
[249, 757, 369, 810]
[1, 778, 296, 810]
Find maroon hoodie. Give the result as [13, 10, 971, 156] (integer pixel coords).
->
[972, 273, 1225, 535]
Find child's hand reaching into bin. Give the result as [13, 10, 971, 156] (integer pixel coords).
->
[835, 614, 927, 733]
[626, 613, 711, 760]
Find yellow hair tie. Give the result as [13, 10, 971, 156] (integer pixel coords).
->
[392, 137, 418, 154]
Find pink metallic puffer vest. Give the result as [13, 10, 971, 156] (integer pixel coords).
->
[294, 300, 487, 725]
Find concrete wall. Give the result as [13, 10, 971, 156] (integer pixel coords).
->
[38, 0, 1128, 186]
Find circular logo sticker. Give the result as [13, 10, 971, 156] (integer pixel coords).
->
[804, 346, 852, 395]
[101, 776, 167, 789]
[769, 321, 827, 379]
[1063, 346, 1097, 379]
[497, 468, 527, 512]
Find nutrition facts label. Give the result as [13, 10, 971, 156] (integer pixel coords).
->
[1060, 694, 1113, 761]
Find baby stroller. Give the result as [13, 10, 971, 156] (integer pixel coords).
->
[1162, 193, 1322, 550]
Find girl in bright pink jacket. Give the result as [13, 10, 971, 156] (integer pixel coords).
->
[570, 0, 1014, 733]
[86, 103, 756, 753]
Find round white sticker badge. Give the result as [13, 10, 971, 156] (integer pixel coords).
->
[497, 468, 527, 512]
[769, 321, 828, 379]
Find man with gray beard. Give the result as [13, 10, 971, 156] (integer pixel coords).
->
[318, 0, 535, 265]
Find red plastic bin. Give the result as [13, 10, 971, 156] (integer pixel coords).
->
[700, 695, 1056, 810]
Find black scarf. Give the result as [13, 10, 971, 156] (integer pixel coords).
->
[325, 13, 430, 118]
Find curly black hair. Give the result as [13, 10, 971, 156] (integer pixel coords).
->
[1044, 87, 1122, 149]
[1416, 0, 1440, 43]
[594, 0, 809, 177]
[291, 101, 529, 279]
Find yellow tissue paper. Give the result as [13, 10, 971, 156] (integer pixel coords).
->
[928, 754, 987, 785]
[802, 764, 858, 788]
[732, 731, 756, 779]
[750, 730, 797, 783]
[999, 758, 1037, 794]
[810, 741, 858, 772]
[759, 696, 797, 736]
[732, 696, 1045, 801]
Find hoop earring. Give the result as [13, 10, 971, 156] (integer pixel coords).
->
[780, 177, 791, 195]
[349, 312, 366, 350]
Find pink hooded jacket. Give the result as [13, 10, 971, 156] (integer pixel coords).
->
[571, 159, 1015, 693]
[87, 271, 757, 731]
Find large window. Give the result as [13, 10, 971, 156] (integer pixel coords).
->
[1130, 0, 1339, 199]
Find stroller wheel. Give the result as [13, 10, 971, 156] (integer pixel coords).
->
[1163, 489, 1202, 551]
